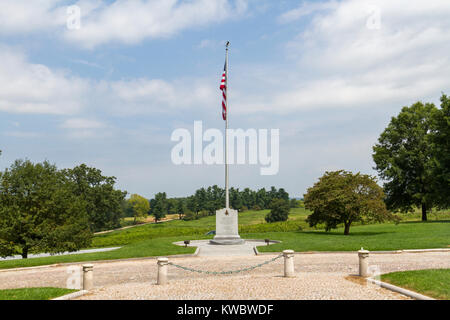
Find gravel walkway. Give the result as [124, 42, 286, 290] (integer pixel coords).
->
[0, 251, 448, 300]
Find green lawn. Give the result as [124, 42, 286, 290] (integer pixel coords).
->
[0, 208, 448, 270]
[256, 221, 450, 252]
[381, 269, 450, 300]
[0, 287, 77, 300]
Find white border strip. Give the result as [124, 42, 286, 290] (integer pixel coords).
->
[367, 278, 435, 300]
[52, 290, 89, 300]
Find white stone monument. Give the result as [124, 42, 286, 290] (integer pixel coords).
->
[210, 208, 244, 245]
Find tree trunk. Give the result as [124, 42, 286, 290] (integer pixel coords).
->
[421, 203, 427, 221]
[21, 247, 28, 259]
[344, 223, 351, 235]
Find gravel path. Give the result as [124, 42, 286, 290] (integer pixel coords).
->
[0, 251, 448, 300]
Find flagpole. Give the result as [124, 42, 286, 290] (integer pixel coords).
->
[225, 41, 230, 209]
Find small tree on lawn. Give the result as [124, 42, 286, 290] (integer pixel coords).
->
[152, 192, 168, 223]
[128, 194, 150, 224]
[265, 199, 290, 223]
[304, 170, 397, 235]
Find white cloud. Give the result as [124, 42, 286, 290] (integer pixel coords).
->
[278, 0, 338, 24]
[235, 0, 450, 115]
[66, 0, 248, 48]
[61, 118, 106, 129]
[0, 0, 65, 34]
[0, 46, 215, 117]
[0, 47, 88, 115]
[101, 78, 216, 115]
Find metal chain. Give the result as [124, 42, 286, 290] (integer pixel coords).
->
[167, 254, 283, 275]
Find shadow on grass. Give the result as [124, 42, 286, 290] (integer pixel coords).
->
[399, 220, 450, 225]
[296, 230, 393, 237]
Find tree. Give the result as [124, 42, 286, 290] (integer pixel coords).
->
[304, 170, 396, 235]
[63, 164, 127, 232]
[152, 192, 168, 223]
[372, 102, 438, 221]
[0, 160, 91, 258]
[289, 198, 300, 208]
[430, 94, 450, 208]
[128, 194, 150, 224]
[174, 199, 186, 219]
[265, 199, 290, 223]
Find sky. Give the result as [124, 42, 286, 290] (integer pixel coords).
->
[0, 0, 449, 199]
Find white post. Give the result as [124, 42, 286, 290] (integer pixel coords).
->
[358, 248, 370, 277]
[283, 250, 295, 277]
[225, 41, 230, 209]
[157, 257, 169, 285]
[82, 264, 94, 290]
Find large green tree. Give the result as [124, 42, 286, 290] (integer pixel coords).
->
[372, 101, 438, 221]
[304, 170, 395, 235]
[63, 164, 127, 232]
[0, 160, 91, 258]
[430, 95, 450, 208]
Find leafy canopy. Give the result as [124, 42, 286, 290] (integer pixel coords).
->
[0, 160, 92, 258]
[265, 199, 290, 223]
[304, 170, 396, 235]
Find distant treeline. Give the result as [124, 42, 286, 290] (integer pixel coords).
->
[124, 186, 302, 222]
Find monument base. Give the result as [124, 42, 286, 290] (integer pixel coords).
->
[210, 208, 245, 245]
[210, 236, 245, 245]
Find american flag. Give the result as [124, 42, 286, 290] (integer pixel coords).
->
[220, 61, 227, 121]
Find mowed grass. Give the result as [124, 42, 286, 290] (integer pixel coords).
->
[0, 208, 448, 270]
[381, 269, 450, 300]
[255, 221, 450, 252]
[0, 287, 77, 300]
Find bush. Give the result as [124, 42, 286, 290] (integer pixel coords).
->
[251, 205, 262, 211]
[183, 211, 198, 221]
[265, 199, 290, 223]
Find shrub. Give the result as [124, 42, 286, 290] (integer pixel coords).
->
[265, 199, 290, 223]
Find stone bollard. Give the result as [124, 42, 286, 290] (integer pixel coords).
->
[358, 248, 370, 277]
[157, 257, 169, 285]
[283, 250, 295, 277]
[82, 264, 94, 290]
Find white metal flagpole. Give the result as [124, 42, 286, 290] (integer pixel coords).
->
[225, 41, 230, 209]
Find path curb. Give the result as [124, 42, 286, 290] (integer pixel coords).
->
[366, 278, 436, 300]
[52, 290, 89, 300]
[255, 248, 450, 255]
[0, 252, 200, 273]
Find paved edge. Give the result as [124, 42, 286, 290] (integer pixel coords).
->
[255, 248, 450, 255]
[0, 251, 200, 273]
[1, 247, 448, 273]
[367, 278, 436, 300]
[52, 290, 89, 300]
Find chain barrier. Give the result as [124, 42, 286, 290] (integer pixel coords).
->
[167, 254, 283, 275]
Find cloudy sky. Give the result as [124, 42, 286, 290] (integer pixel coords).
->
[1, 0, 449, 199]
